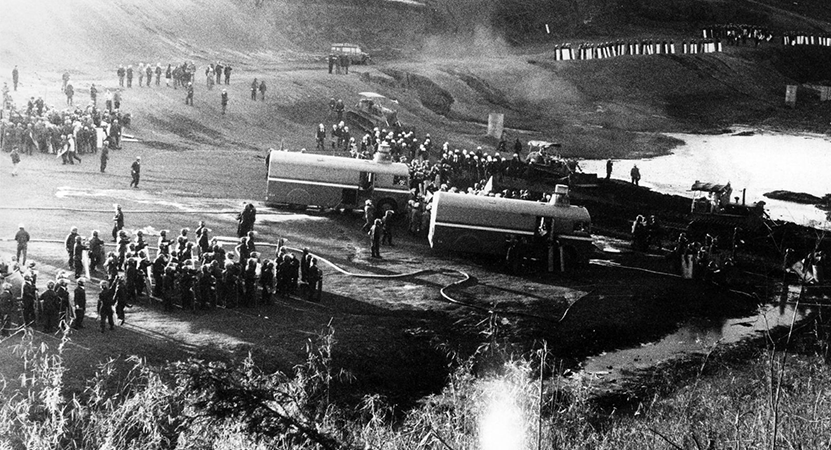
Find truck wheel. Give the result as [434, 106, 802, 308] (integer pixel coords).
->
[377, 198, 398, 216]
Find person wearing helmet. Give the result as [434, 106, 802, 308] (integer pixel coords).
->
[14, 224, 30, 265]
[21, 274, 36, 327]
[98, 280, 115, 332]
[73, 235, 87, 279]
[72, 278, 86, 329]
[40, 281, 60, 333]
[65, 226, 79, 268]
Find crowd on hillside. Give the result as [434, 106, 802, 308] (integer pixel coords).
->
[114, 61, 232, 90]
[0, 203, 323, 336]
[1, 82, 129, 170]
[550, 38, 723, 61]
[701, 24, 774, 46]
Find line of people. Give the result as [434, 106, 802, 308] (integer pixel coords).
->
[701, 24, 773, 46]
[115, 61, 231, 89]
[550, 38, 723, 61]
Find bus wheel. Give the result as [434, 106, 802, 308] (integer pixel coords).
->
[377, 198, 398, 216]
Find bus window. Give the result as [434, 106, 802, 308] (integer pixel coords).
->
[393, 175, 408, 187]
[535, 217, 552, 242]
[359, 172, 374, 190]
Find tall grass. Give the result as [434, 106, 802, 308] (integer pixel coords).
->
[1, 317, 830, 449]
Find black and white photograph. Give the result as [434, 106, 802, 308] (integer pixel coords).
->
[1, 0, 830, 448]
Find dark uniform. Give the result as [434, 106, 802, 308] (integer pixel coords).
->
[130, 158, 141, 188]
[73, 238, 87, 279]
[306, 259, 322, 302]
[112, 207, 124, 241]
[56, 281, 71, 331]
[72, 282, 86, 329]
[65, 229, 79, 268]
[98, 283, 115, 332]
[22, 278, 37, 326]
[40, 285, 60, 332]
[369, 219, 382, 258]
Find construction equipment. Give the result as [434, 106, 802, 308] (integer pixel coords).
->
[685, 181, 774, 249]
[345, 92, 403, 134]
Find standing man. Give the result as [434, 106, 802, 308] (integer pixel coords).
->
[12, 65, 19, 91]
[88, 230, 104, 272]
[215, 62, 223, 85]
[72, 236, 86, 279]
[71, 278, 86, 329]
[335, 99, 344, 122]
[130, 156, 141, 188]
[100, 141, 109, 172]
[258, 80, 267, 101]
[98, 280, 115, 332]
[65, 83, 74, 106]
[362, 199, 376, 232]
[21, 274, 36, 327]
[15, 224, 30, 265]
[306, 257, 322, 302]
[61, 70, 70, 92]
[195, 221, 211, 255]
[155, 63, 162, 86]
[117, 65, 125, 87]
[126, 65, 133, 88]
[223, 64, 232, 84]
[250, 78, 258, 100]
[316, 124, 326, 151]
[146, 65, 154, 88]
[605, 159, 613, 180]
[90, 83, 98, 107]
[185, 82, 194, 106]
[109, 119, 122, 149]
[630, 164, 641, 186]
[328, 54, 335, 74]
[220, 89, 228, 115]
[65, 226, 79, 268]
[10, 147, 20, 176]
[369, 218, 382, 258]
[112, 204, 124, 242]
[342, 54, 350, 75]
[41, 281, 59, 333]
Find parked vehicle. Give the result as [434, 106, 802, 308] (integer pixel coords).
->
[266, 150, 410, 214]
[428, 186, 595, 272]
[345, 92, 403, 134]
[330, 43, 371, 65]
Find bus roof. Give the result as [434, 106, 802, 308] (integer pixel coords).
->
[268, 150, 410, 177]
[358, 92, 387, 99]
[432, 191, 591, 228]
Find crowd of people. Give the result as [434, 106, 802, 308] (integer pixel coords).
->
[114, 61, 232, 90]
[1, 84, 130, 172]
[701, 24, 774, 46]
[0, 203, 324, 337]
[782, 31, 831, 47]
[550, 38, 723, 61]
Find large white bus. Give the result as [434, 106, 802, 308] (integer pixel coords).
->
[266, 150, 411, 214]
[428, 189, 595, 270]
